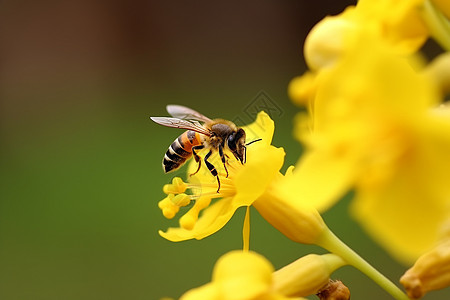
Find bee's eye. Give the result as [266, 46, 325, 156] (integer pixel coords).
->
[227, 133, 237, 150]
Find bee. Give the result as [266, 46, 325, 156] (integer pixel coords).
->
[151, 105, 259, 192]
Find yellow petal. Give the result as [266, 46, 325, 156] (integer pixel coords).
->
[241, 111, 275, 146]
[234, 146, 285, 199]
[352, 115, 450, 263]
[159, 196, 238, 241]
[279, 149, 359, 212]
[352, 166, 450, 264]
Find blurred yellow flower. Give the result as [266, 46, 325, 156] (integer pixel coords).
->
[180, 250, 345, 300]
[158, 112, 285, 241]
[303, 0, 428, 75]
[285, 32, 450, 263]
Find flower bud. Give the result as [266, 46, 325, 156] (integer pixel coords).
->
[272, 254, 346, 297]
[304, 10, 358, 71]
[253, 180, 327, 244]
[400, 238, 450, 299]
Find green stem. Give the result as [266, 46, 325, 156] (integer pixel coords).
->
[317, 228, 410, 300]
[422, 0, 450, 51]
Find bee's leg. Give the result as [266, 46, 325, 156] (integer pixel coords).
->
[204, 150, 221, 193]
[218, 144, 229, 178]
[190, 145, 204, 176]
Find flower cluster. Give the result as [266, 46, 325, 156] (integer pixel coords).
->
[154, 1, 450, 299]
[288, 0, 450, 262]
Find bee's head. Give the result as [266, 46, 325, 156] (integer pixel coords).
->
[227, 128, 246, 164]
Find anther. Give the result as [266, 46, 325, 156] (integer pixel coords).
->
[163, 177, 187, 194]
[158, 194, 180, 219]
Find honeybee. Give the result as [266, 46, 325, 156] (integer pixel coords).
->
[151, 105, 259, 192]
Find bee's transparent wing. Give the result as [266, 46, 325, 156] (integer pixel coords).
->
[150, 117, 211, 136]
[166, 105, 213, 123]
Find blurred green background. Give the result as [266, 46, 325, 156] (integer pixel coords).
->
[1, 1, 449, 299]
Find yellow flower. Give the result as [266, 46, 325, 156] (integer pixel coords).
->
[286, 32, 450, 263]
[180, 250, 344, 300]
[158, 111, 328, 246]
[158, 112, 285, 241]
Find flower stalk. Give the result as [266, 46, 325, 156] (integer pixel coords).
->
[317, 228, 410, 300]
[243, 206, 250, 252]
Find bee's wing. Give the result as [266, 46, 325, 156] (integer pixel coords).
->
[166, 105, 213, 123]
[150, 117, 211, 136]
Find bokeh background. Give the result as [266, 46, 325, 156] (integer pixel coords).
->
[1, 1, 449, 299]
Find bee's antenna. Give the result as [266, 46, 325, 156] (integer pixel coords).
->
[243, 138, 262, 163]
[246, 138, 262, 146]
[243, 146, 247, 164]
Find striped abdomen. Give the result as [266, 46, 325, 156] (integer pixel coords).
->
[163, 130, 203, 173]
